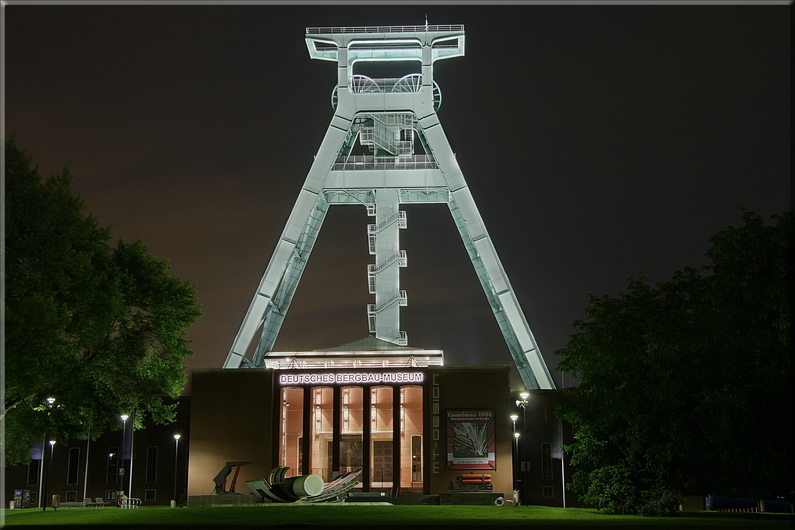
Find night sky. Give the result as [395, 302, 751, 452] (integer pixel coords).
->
[5, 4, 790, 391]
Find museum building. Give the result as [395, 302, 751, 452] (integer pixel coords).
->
[187, 338, 574, 507]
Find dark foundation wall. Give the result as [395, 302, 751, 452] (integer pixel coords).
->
[188, 369, 275, 499]
[426, 365, 514, 498]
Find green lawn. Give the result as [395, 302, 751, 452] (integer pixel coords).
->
[2, 505, 791, 529]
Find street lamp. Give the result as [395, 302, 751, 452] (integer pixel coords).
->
[510, 414, 519, 502]
[120, 414, 129, 497]
[516, 392, 529, 504]
[82, 423, 91, 506]
[40, 398, 56, 511]
[172, 434, 181, 505]
[128, 412, 135, 503]
[43, 440, 56, 511]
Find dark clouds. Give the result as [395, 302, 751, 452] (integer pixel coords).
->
[5, 4, 790, 390]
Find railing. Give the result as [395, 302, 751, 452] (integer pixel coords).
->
[117, 497, 142, 509]
[332, 155, 438, 171]
[347, 77, 416, 93]
[369, 211, 407, 234]
[359, 119, 412, 156]
[263, 356, 442, 369]
[307, 25, 464, 35]
[368, 250, 407, 276]
[368, 290, 408, 315]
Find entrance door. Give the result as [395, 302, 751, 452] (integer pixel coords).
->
[372, 440, 393, 483]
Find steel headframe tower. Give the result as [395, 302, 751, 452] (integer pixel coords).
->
[223, 24, 555, 390]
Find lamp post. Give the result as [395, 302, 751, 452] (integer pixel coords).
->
[172, 434, 181, 505]
[128, 412, 135, 503]
[43, 440, 56, 511]
[516, 392, 529, 504]
[120, 414, 129, 498]
[510, 414, 519, 503]
[40, 397, 56, 511]
[82, 423, 91, 506]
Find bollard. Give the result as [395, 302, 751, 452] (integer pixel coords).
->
[170, 500, 176, 509]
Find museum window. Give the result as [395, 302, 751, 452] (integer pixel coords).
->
[146, 446, 158, 483]
[67, 447, 80, 485]
[277, 379, 425, 492]
[280, 387, 305, 474]
[66, 490, 78, 502]
[27, 459, 40, 486]
[106, 447, 119, 484]
[310, 386, 334, 480]
[145, 489, 156, 501]
[541, 442, 553, 480]
[339, 386, 364, 480]
[370, 386, 393, 488]
[399, 385, 423, 489]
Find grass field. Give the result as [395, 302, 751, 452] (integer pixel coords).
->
[2, 505, 792, 529]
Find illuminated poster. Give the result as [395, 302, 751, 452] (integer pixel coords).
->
[446, 409, 496, 470]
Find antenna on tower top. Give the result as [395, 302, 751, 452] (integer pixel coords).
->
[425, 15, 428, 30]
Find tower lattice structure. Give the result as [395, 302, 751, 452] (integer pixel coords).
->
[223, 24, 555, 390]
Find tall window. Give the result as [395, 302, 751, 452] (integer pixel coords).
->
[280, 387, 305, 474]
[339, 386, 363, 479]
[310, 386, 333, 480]
[67, 447, 80, 485]
[27, 459, 40, 486]
[106, 447, 119, 484]
[541, 442, 553, 480]
[146, 446, 158, 483]
[399, 385, 423, 488]
[370, 386, 393, 487]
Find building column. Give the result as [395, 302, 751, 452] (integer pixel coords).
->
[362, 386, 371, 492]
[331, 386, 341, 478]
[301, 389, 311, 476]
[392, 385, 401, 496]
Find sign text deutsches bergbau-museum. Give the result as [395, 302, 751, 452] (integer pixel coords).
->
[279, 372, 423, 385]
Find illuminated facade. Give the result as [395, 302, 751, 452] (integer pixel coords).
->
[188, 345, 574, 505]
[189, 341, 522, 501]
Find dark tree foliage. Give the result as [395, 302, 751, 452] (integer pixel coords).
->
[3, 137, 202, 465]
[556, 210, 791, 516]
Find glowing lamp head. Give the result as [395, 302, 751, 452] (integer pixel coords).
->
[121, 414, 129, 422]
[510, 414, 519, 421]
[520, 392, 530, 400]
[174, 434, 181, 440]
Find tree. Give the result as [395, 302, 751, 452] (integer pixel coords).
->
[3, 137, 202, 465]
[556, 210, 791, 516]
